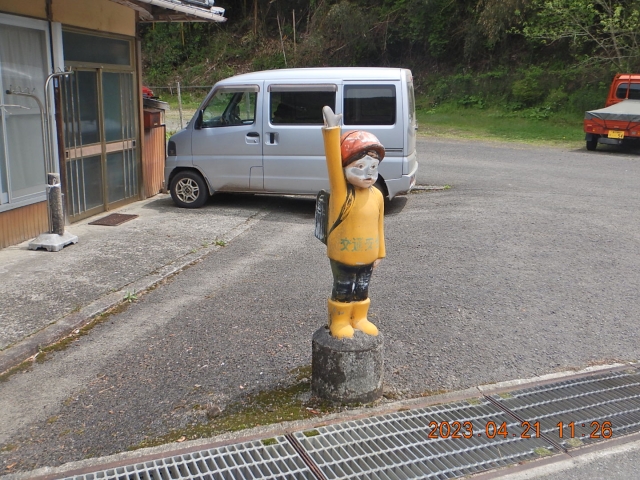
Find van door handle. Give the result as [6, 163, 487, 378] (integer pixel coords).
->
[265, 132, 278, 145]
[246, 132, 260, 144]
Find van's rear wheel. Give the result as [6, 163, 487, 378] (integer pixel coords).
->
[170, 171, 208, 208]
[586, 136, 598, 151]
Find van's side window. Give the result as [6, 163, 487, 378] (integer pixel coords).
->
[201, 89, 257, 127]
[615, 83, 640, 100]
[344, 85, 396, 125]
[270, 88, 336, 125]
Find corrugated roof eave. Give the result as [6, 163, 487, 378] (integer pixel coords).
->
[113, 0, 226, 22]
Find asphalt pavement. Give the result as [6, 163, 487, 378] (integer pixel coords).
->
[0, 138, 639, 478]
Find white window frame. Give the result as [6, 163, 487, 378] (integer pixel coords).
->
[0, 13, 62, 213]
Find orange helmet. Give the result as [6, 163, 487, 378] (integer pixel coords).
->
[340, 131, 385, 167]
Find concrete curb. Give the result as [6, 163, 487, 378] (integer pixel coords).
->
[0, 211, 268, 377]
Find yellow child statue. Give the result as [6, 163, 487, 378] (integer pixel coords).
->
[320, 106, 386, 339]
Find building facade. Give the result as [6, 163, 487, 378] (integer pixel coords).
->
[0, 0, 224, 248]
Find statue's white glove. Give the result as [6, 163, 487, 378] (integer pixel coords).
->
[322, 106, 342, 128]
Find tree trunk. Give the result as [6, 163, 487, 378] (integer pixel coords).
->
[254, 0, 258, 36]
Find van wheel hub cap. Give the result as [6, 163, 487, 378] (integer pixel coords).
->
[176, 178, 200, 203]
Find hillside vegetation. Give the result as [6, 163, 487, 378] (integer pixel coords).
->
[141, 0, 640, 143]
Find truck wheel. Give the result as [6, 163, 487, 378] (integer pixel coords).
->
[586, 136, 598, 151]
[170, 171, 208, 208]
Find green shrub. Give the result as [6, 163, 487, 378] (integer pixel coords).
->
[565, 83, 610, 113]
[252, 53, 287, 71]
[544, 88, 569, 111]
[511, 68, 545, 106]
[458, 95, 486, 109]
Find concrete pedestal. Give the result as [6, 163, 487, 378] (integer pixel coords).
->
[27, 173, 78, 252]
[311, 326, 384, 404]
[28, 232, 78, 252]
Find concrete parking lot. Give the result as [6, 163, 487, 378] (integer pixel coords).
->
[1, 138, 638, 477]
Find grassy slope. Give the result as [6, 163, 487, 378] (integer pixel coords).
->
[417, 104, 584, 148]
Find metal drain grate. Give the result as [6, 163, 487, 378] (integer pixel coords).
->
[53, 368, 640, 480]
[61, 437, 314, 480]
[489, 367, 640, 451]
[293, 400, 557, 480]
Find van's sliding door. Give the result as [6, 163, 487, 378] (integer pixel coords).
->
[263, 83, 337, 193]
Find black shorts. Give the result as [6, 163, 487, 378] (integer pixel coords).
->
[330, 260, 374, 302]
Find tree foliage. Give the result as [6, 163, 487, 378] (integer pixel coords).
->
[477, 0, 529, 44]
[140, 0, 635, 108]
[521, 0, 640, 71]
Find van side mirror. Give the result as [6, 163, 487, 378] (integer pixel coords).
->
[194, 110, 203, 130]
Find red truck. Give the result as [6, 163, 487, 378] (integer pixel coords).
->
[584, 73, 640, 150]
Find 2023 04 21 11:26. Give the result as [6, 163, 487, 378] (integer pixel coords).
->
[423, 420, 613, 439]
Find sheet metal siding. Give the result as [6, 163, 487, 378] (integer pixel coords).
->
[0, 0, 46, 18]
[0, 0, 135, 37]
[143, 125, 166, 198]
[54, 0, 136, 37]
[0, 201, 48, 249]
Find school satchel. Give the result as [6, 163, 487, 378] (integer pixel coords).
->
[314, 186, 355, 245]
[314, 190, 330, 244]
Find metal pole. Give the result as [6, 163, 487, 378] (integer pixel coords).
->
[7, 70, 73, 235]
[44, 71, 74, 170]
[7, 87, 51, 230]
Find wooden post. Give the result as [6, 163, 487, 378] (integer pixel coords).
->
[177, 82, 184, 130]
[277, 14, 287, 67]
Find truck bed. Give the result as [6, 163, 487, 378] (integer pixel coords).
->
[585, 99, 640, 123]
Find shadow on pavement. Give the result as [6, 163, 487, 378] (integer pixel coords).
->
[143, 191, 409, 220]
[572, 143, 640, 156]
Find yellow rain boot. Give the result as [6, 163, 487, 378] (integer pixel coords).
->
[328, 299, 355, 339]
[351, 298, 378, 336]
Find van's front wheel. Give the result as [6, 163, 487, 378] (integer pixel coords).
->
[170, 171, 208, 208]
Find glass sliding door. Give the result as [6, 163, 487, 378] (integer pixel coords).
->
[61, 70, 104, 217]
[61, 30, 139, 221]
[102, 72, 138, 205]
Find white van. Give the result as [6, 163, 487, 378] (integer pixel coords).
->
[165, 67, 418, 207]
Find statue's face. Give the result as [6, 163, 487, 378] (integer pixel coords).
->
[344, 154, 380, 189]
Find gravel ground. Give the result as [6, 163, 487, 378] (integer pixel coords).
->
[1, 138, 639, 474]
